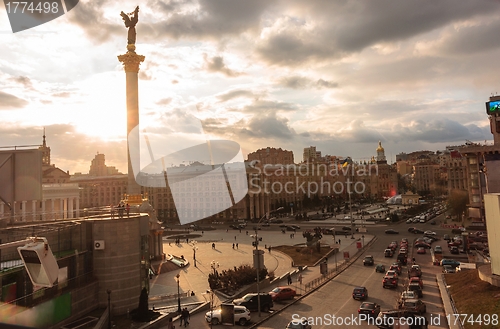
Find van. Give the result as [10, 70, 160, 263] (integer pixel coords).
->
[233, 293, 274, 312]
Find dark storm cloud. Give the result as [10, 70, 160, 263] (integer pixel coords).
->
[152, 0, 275, 39]
[258, 1, 500, 66]
[203, 54, 243, 77]
[0, 91, 28, 109]
[435, 19, 500, 55]
[246, 114, 295, 139]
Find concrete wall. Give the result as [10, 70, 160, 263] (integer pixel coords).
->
[91, 215, 149, 315]
[484, 194, 500, 276]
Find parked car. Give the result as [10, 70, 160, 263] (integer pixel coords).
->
[384, 249, 394, 257]
[443, 234, 450, 241]
[434, 246, 443, 254]
[443, 265, 457, 273]
[416, 247, 426, 254]
[269, 286, 296, 301]
[414, 242, 431, 249]
[233, 293, 274, 312]
[352, 286, 368, 300]
[450, 246, 460, 254]
[400, 298, 427, 315]
[358, 302, 381, 317]
[363, 255, 375, 266]
[205, 305, 251, 325]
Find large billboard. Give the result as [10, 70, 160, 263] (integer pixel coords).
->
[0, 149, 43, 204]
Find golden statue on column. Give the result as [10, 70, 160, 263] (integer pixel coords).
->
[120, 6, 140, 52]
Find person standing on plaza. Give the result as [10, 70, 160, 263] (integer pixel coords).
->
[287, 273, 292, 285]
[126, 203, 130, 217]
[236, 243, 238, 249]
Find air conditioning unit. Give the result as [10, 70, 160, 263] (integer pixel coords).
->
[94, 240, 105, 250]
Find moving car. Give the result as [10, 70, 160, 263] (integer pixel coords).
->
[205, 305, 251, 325]
[409, 277, 424, 289]
[352, 287, 368, 300]
[424, 231, 436, 236]
[408, 283, 423, 298]
[269, 286, 296, 301]
[400, 298, 427, 315]
[363, 255, 375, 266]
[434, 246, 443, 254]
[401, 290, 417, 301]
[442, 265, 457, 273]
[440, 259, 461, 268]
[450, 246, 460, 254]
[414, 242, 431, 249]
[389, 264, 401, 275]
[233, 293, 274, 312]
[416, 247, 426, 254]
[385, 229, 399, 234]
[384, 249, 394, 257]
[358, 302, 381, 317]
[412, 229, 425, 234]
[409, 265, 422, 277]
[375, 264, 386, 273]
[383, 272, 398, 288]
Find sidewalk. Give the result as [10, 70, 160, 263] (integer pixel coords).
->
[148, 230, 372, 325]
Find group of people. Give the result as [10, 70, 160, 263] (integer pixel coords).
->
[110, 203, 130, 219]
[179, 307, 190, 327]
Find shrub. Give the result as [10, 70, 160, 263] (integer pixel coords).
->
[208, 264, 268, 292]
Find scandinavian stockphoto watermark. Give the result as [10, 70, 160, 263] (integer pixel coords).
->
[4, 0, 79, 32]
[291, 313, 433, 327]
[128, 109, 248, 225]
[248, 159, 379, 197]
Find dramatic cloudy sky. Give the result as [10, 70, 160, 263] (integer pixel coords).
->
[1, 0, 499, 174]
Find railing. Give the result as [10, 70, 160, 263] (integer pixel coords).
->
[302, 236, 378, 293]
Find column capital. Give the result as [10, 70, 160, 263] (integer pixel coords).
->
[117, 51, 145, 73]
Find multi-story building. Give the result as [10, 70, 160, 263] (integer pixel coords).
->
[247, 147, 294, 165]
[71, 153, 129, 209]
[303, 146, 321, 162]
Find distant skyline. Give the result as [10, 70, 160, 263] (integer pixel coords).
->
[1, 1, 499, 174]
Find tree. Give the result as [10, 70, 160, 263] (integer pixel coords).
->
[447, 189, 468, 222]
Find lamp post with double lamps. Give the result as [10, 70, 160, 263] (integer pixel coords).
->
[255, 206, 283, 317]
[175, 274, 181, 313]
[210, 260, 219, 275]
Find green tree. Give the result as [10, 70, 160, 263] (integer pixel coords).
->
[447, 189, 468, 222]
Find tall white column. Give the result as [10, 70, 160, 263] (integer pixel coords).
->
[60, 198, 64, 219]
[118, 46, 145, 196]
[75, 198, 80, 218]
[22, 201, 27, 222]
[42, 200, 46, 221]
[69, 197, 74, 219]
[32, 200, 37, 221]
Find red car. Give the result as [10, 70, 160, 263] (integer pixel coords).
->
[269, 286, 296, 301]
[448, 240, 462, 247]
[416, 247, 426, 254]
[409, 277, 423, 289]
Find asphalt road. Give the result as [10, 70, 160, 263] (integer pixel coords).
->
[186, 211, 457, 329]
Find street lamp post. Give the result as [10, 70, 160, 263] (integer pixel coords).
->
[255, 206, 283, 318]
[210, 261, 219, 275]
[362, 235, 365, 247]
[349, 181, 354, 239]
[106, 289, 111, 329]
[192, 241, 198, 267]
[175, 274, 181, 313]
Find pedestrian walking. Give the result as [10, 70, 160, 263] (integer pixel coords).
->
[234, 236, 237, 241]
[182, 308, 190, 327]
[236, 243, 238, 249]
[339, 239, 341, 244]
[166, 316, 174, 329]
[287, 273, 292, 285]
[232, 243, 235, 249]
[212, 243, 215, 249]
[179, 310, 184, 327]
[268, 246, 272, 253]
[298, 273, 303, 285]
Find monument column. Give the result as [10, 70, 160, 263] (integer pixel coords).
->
[118, 42, 145, 196]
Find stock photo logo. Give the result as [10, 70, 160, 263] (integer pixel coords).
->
[4, 0, 79, 32]
[128, 110, 248, 225]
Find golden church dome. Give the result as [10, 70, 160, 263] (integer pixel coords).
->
[376, 141, 384, 152]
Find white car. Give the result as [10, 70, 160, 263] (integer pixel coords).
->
[205, 305, 251, 325]
[401, 290, 417, 300]
[424, 231, 436, 236]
